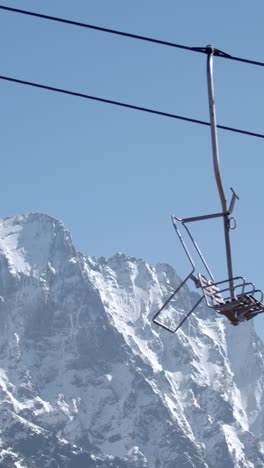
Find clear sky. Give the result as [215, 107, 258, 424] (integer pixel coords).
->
[1, 1, 264, 336]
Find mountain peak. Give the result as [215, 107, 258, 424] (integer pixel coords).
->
[0, 212, 75, 277]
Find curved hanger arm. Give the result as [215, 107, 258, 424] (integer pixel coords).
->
[207, 50, 228, 213]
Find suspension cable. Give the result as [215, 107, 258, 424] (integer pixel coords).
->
[1, 5, 264, 68]
[1, 74, 263, 139]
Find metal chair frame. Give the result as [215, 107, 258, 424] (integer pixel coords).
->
[153, 48, 264, 333]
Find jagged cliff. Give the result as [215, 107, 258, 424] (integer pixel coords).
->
[0, 213, 263, 467]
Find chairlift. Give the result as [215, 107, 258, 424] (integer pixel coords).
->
[153, 48, 264, 333]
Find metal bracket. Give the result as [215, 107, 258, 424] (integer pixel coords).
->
[228, 188, 239, 214]
[191, 45, 232, 58]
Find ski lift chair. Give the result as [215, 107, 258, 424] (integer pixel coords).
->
[199, 274, 264, 326]
[153, 48, 264, 333]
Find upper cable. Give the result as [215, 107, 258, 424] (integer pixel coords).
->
[1, 5, 264, 68]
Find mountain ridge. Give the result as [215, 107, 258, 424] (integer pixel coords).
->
[0, 212, 263, 467]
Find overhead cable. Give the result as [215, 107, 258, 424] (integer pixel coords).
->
[1, 5, 264, 68]
[1, 74, 263, 139]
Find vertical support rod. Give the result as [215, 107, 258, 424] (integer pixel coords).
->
[207, 50, 235, 298]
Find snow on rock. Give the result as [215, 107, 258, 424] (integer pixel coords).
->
[0, 213, 263, 467]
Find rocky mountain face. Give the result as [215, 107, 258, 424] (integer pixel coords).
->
[0, 213, 263, 467]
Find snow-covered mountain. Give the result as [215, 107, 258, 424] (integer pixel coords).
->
[0, 213, 263, 467]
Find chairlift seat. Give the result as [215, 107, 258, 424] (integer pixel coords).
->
[198, 274, 264, 325]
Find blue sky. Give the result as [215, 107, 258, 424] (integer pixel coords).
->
[1, 1, 264, 336]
